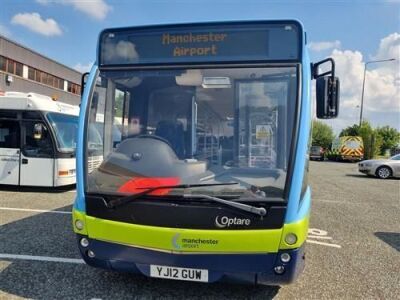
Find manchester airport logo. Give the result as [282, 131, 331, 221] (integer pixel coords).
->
[171, 233, 219, 250]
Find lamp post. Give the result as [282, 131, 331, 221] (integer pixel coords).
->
[359, 58, 396, 127]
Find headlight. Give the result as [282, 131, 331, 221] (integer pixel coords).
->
[285, 233, 298, 245]
[75, 219, 84, 230]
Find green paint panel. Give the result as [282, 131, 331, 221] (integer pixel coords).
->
[73, 209, 310, 253]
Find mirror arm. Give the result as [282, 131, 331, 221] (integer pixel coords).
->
[312, 58, 336, 80]
[81, 72, 90, 96]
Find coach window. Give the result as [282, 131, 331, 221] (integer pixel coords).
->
[22, 121, 53, 158]
[0, 120, 20, 149]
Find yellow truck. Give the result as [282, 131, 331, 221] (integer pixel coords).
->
[330, 136, 364, 162]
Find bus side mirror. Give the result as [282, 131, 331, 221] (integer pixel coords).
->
[316, 76, 340, 119]
[313, 58, 340, 119]
[33, 123, 44, 140]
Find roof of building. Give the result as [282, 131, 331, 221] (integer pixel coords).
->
[0, 34, 83, 76]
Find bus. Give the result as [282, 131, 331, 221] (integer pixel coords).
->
[73, 20, 339, 285]
[0, 92, 82, 187]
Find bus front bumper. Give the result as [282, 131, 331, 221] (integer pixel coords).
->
[76, 235, 306, 285]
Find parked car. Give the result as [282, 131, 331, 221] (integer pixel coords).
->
[310, 146, 324, 161]
[358, 154, 400, 179]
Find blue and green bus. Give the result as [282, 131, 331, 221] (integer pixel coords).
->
[73, 20, 339, 285]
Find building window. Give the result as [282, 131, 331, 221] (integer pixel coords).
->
[1, 56, 23, 77]
[28, 67, 35, 80]
[15, 62, 23, 77]
[57, 78, 64, 90]
[34, 69, 41, 82]
[2, 55, 79, 93]
[7, 59, 14, 74]
[67, 81, 81, 95]
[0, 56, 6, 71]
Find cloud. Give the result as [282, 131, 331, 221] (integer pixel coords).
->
[371, 32, 400, 76]
[0, 24, 11, 37]
[74, 62, 93, 73]
[11, 12, 62, 36]
[319, 34, 400, 133]
[309, 40, 341, 52]
[103, 40, 139, 63]
[36, 0, 112, 20]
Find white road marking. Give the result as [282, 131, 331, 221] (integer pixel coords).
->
[307, 228, 341, 248]
[0, 207, 71, 214]
[306, 240, 342, 248]
[314, 199, 359, 204]
[67, 190, 76, 193]
[307, 235, 333, 240]
[0, 253, 84, 264]
[308, 228, 328, 236]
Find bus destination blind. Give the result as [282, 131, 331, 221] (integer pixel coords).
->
[99, 24, 300, 65]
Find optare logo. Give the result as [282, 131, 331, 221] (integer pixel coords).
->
[215, 216, 251, 228]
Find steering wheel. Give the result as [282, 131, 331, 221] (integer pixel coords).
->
[136, 134, 173, 149]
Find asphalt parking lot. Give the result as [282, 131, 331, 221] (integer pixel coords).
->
[1, 161, 399, 299]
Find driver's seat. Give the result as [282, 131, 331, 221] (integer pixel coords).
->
[155, 120, 185, 159]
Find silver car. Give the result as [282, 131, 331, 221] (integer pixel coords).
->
[358, 154, 400, 179]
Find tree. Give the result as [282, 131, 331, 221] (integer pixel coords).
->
[114, 92, 124, 118]
[376, 126, 400, 155]
[312, 120, 335, 150]
[339, 124, 359, 137]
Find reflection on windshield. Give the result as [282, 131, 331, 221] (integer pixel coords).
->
[86, 67, 297, 200]
[46, 113, 78, 152]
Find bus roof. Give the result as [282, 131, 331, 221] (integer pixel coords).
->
[0, 92, 80, 116]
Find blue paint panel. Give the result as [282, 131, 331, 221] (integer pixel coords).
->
[77, 235, 305, 285]
[285, 39, 312, 224]
[74, 65, 99, 212]
[297, 186, 311, 220]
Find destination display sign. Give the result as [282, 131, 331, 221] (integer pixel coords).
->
[99, 22, 301, 66]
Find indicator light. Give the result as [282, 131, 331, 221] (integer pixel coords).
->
[280, 253, 291, 263]
[80, 238, 89, 247]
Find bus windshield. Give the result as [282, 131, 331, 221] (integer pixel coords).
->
[86, 66, 297, 200]
[46, 112, 78, 153]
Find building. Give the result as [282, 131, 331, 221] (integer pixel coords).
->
[0, 34, 82, 105]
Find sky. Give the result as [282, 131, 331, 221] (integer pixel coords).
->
[0, 0, 399, 133]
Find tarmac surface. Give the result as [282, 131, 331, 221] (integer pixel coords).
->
[0, 161, 399, 299]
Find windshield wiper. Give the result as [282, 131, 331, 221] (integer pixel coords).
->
[105, 182, 238, 209]
[183, 194, 266, 217]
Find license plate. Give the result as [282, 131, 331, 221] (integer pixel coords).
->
[150, 265, 208, 282]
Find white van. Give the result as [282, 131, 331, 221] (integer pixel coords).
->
[0, 92, 82, 187]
